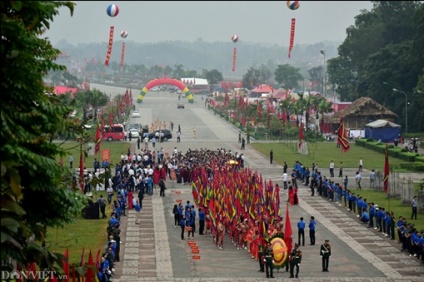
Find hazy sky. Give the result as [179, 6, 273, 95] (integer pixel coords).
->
[45, 1, 374, 46]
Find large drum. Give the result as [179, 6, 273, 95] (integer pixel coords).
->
[270, 237, 288, 267]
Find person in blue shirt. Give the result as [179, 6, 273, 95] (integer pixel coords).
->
[147, 176, 153, 195]
[308, 216, 316, 245]
[368, 203, 375, 228]
[360, 211, 370, 224]
[343, 188, 349, 208]
[356, 197, 363, 218]
[198, 208, 205, 235]
[351, 194, 357, 214]
[180, 215, 186, 240]
[134, 199, 141, 224]
[190, 205, 197, 236]
[343, 175, 348, 190]
[186, 208, 194, 239]
[297, 217, 306, 246]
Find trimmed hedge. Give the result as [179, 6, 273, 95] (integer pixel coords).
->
[399, 162, 424, 172]
[355, 138, 424, 164]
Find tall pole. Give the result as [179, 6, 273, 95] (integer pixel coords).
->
[393, 88, 408, 133]
[320, 50, 326, 97]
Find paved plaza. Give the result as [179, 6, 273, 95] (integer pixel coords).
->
[90, 85, 424, 282]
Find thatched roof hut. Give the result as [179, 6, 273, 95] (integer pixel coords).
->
[327, 97, 398, 129]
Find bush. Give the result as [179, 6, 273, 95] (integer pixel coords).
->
[398, 152, 416, 162]
[416, 156, 424, 163]
[399, 162, 424, 172]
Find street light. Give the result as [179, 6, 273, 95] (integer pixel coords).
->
[392, 88, 408, 133]
[320, 50, 326, 97]
[383, 82, 408, 133]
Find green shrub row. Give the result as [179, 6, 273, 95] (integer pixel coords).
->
[355, 138, 423, 163]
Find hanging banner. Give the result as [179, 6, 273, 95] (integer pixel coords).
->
[120, 42, 126, 68]
[102, 149, 110, 162]
[104, 26, 114, 66]
[232, 47, 237, 72]
[288, 18, 296, 58]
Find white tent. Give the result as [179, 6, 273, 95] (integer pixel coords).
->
[365, 119, 400, 128]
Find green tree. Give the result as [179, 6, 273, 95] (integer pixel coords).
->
[327, 1, 423, 131]
[1, 0, 84, 273]
[242, 67, 262, 89]
[204, 69, 223, 85]
[307, 66, 324, 93]
[274, 64, 303, 89]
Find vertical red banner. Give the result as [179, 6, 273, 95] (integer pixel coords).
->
[120, 42, 126, 68]
[104, 26, 115, 66]
[384, 144, 389, 193]
[288, 18, 296, 58]
[232, 47, 237, 72]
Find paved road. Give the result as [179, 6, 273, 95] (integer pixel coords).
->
[92, 86, 423, 281]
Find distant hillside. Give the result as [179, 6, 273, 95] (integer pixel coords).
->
[55, 39, 341, 78]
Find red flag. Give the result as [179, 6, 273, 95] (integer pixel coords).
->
[224, 93, 230, 107]
[80, 247, 85, 267]
[284, 203, 293, 253]
[94, 124, 101, 155]
[85, 250, 95, 282]
[63, 248, 70, 282]
[79, 150, 84, 192]
[238, 95, 245, 110]
[337, 117, 350, 152]
[256, 101, 262, 117]
[71, 265, 76, 282]
[384, 143, 389, 193]
[108, 112, 113, 127]
[298, 123, 304, 149]
[95, 249, 101, 269]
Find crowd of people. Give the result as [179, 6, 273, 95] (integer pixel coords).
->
[95, 143, 422, 281]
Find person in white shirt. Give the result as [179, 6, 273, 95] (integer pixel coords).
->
[106, 186, 114, 203]
[144, 136, 149, 150]
[369, 169, 375, 188]
[282, 173, 288, 190]
[148, 166, 154, 177]
[329, 160, 335, 178]
[358, 158, 363, 172]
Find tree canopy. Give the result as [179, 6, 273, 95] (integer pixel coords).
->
[1, 0, 84, 272]
[327, 1, 424, 131]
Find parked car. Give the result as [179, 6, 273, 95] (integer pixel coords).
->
[129, 123, 141, 131]
[131, 111, 141, 118]
[129, 128, 140, 139]
[177, 104, 185, 109]
[148, 129, 172, 141]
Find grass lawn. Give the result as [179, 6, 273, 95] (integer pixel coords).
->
[47, 191, 117, 265]
[251, 141, 412, 171]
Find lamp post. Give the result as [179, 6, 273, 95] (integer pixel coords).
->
[320, 50, 326, 97]
[393, 88, 408, 134]
[383, 82, 408, 133]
